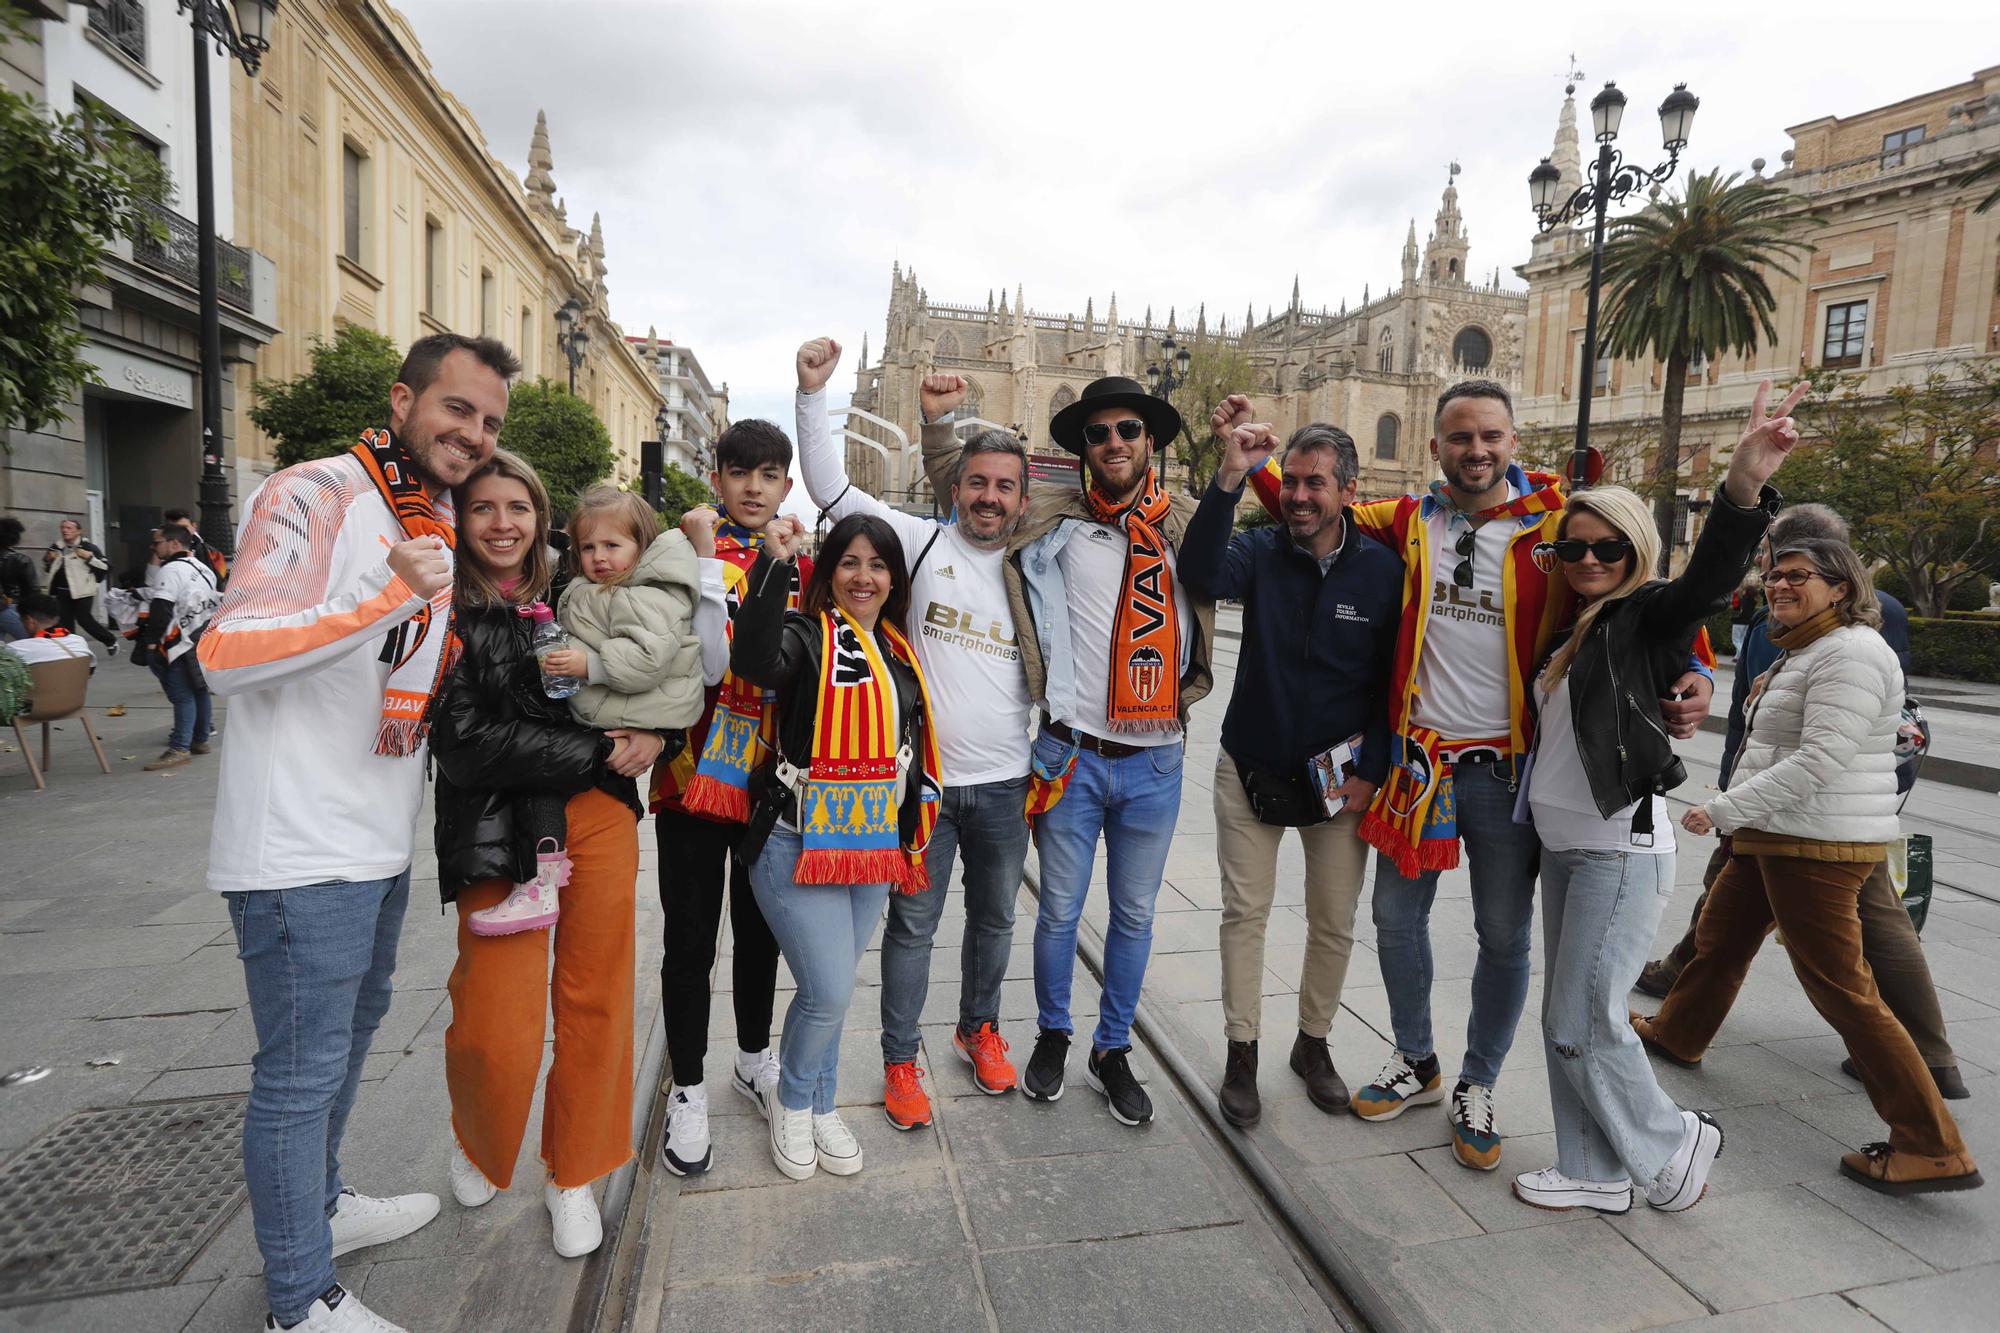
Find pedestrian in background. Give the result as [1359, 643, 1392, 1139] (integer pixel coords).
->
[41, 517, 118, 652]
[0, 516, 37, 640]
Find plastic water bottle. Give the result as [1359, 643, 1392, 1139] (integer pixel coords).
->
[528, 603, 580, 699]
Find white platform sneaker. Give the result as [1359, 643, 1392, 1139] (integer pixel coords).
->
[770, 1104, 817, 1180]
[812, 1111, 863, 1176]
[545, 1179, 603, 1258]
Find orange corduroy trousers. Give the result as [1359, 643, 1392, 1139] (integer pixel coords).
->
[445, 788, 638, 1190]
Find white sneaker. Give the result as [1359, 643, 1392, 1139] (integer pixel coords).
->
[1646, 1110, 1724, 1213]
[449, 1139, 495, 1207]
[663, 1084, 713, 1176]
[266, 1284, 406, 1331]
[732, 1047, 780, 1120]
[544, 1179, 603, 1258]
[812, 1111, 863, 1176]
[770, 1104, 816, 1180]
[1513, 1166, 1632, 1214]
[327, 1188, 440, 1258]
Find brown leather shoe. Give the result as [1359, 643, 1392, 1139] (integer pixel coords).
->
[1218, 1039, 1260, 1127]
[1839, 1142, 1984, 1195]
[1290, 1031, 1351, 1113]
[1630, 1012, 1702, 1068]
[1633, 959, 1678, 1000]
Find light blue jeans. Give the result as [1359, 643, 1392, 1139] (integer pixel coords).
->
[1031, 732, 1184, 1051]
[1541, 848, 1687, 1183]
[750, 827, 891, 1114]
[1370, 760, 1540, 1087]
[880, 776, 1030, 1063]
[227, 871, 409, 1325]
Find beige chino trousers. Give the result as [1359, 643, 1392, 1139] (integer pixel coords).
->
[1214, 753, 1369, 1042]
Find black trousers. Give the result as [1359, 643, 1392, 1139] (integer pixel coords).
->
[657, 804, 780, 1087]
[55, 589, 115, 647]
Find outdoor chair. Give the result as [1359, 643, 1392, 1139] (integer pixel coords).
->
[10, 654, 112, 791]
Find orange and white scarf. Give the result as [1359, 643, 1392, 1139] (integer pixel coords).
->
[1082, 468, 1180, 733]
[351, 429, 457, 757]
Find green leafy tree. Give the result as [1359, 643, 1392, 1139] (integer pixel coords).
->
[249, 326, 401, 467]
[497, 378, 616, 512]
[1775, 363, 2000, 619]
[627, 464, 713, 528]
[1592, 169, 1813, 570]
[1166, 335, 1259, 496]
[0, 38, 167, 439]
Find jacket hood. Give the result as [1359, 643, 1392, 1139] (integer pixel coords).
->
[630, 528, 699, 591]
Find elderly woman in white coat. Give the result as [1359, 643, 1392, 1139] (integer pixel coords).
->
[1636, 538, 1979, 1196]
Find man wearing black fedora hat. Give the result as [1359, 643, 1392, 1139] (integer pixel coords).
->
[923, 375, 1216, 1127]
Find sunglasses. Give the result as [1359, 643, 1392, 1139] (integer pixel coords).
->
[1762, 568, 1832, 588]
[1082, 419, 1147, 446]
[1551, 537, 1634, 565]
[1453, 526, 1478, 588]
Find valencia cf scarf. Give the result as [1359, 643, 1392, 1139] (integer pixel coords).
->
[793, 608, 941, 894]
[352, 428, 457, 757]
[676, 515, 799, 821]
[1082, 468, 1180, 733]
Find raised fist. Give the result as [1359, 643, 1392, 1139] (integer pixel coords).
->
[796, 337, 842, 393]
[387, 535, 452, 600]
[762, 515, 804, 563]
[1216, 423, 1279, 491]
[1209, 393, 1254, 440]
[921, 374, 967, 421]
[679, 504, 719, 557]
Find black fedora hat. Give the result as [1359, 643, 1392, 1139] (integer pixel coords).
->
[1048, 376, 1183, 457]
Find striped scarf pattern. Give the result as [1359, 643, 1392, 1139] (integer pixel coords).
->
[794, 609, 941, 893]
[351, 430, 457, 757]
[678, 516, 797, 821]
[1081, 468, 1181, 733]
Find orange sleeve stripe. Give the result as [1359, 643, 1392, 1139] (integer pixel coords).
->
[199, 578, 416, 672]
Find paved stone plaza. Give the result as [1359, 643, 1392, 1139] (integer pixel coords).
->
[3, 609, 1998, 1330]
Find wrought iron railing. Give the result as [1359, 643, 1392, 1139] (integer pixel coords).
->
[131, 198, 255, 311]
[88, 0, 147, 66]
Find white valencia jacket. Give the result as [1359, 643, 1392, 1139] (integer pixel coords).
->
[1707, 620, 1903, 844]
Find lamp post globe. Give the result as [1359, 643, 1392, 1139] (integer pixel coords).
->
[1589, 80, 1627, 141]
[1658, 84, 1699, 151]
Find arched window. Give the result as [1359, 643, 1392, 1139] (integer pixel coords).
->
[1377, 327, 1394, 374]
[960, 378, 983, 421]
[1375, 414, 1400, 461]
[1452, 326, 1492, 371]
[934, 330, 960, 359]
[1048, 383, 1076, 413]
[1448, 258, 1459, 279]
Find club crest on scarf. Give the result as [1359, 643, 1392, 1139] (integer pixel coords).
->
[1082, 468, 1182, 733]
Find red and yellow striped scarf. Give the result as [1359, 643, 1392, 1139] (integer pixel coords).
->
[794, 608, 941, 894]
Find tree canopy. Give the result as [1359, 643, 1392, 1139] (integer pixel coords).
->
[249, 326, 401, 467]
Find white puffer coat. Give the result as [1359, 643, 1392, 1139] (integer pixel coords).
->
[1707, 620, 1902, 843]
[558, 529, 705, 731]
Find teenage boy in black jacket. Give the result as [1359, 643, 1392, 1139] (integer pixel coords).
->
[1179, 418, 1402, 1127]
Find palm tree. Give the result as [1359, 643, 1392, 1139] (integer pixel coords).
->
[1592, 170, 1814, 570]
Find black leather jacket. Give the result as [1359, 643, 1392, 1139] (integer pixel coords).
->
[1528, 485, 1777, 821]
[429, 594, 634, 902]
[729, 552, 931, 860]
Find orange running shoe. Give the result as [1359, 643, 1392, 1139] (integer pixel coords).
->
[883, 1060, 932, 1130]
[954, 1023, 1018, 1095]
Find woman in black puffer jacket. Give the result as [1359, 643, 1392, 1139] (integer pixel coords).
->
[429, 450, 664, 1259]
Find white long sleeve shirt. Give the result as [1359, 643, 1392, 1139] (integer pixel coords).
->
[198, 453, 437, 893]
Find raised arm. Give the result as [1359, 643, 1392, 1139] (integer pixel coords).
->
[1179, 418, 1279, 601]
[728, 520, 813, 688]
[917, 373, 972, 507]
[795, 337, 934, 555]
[197, 468, 448, 695]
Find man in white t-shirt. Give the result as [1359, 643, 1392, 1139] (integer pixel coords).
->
[794, 338, 1032, 1130]
[10, 592, 98, 678]
[923, 375, 1217, 1129]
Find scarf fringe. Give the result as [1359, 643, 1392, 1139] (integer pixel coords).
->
[796, 847, 911, 886]
[681, 775, 752, 823]
[1104, 716, 1181, 735]
[373, 715, 425, 758]
[1359, 809, 1462, 879]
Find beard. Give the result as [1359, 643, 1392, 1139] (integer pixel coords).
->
[1085, 446, 1151, 499]
[959, 503, 1020, 547]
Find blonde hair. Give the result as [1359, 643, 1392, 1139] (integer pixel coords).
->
[567, 485, 660, 587]
[1540, 484, 1661, 686]
[453, 449, 553, 608]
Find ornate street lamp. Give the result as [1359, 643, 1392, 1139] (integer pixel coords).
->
[1528, 78, 1698, 488]
[555, 297, 588, 393]
[182, 0, 277, 558]
[1144, 336, 1193, 400]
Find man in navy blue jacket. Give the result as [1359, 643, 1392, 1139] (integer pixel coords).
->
[1180, 416, 1402, 1127]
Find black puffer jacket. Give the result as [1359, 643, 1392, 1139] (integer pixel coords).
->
[1527, 484, 1777, 820]
[430, 591, 634, 902]
[730, 552, 932, 861]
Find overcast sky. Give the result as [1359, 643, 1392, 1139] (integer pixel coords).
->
[398, 0, 1988, 497]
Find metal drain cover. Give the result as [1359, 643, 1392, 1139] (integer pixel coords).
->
[0, 1097, 247, 1307]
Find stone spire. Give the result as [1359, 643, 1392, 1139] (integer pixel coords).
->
[1167, 306, 1177, 333]
[1196, 302, 1207, 336]
[1290, 275, 1301, 311]
[1423, 164, 1470, 284]
[1402, 219, 1420, 287]
[859, 332, 869, 366]
[1106, 292, 1118, 332]
[525, 110, 558, 221]
[1084, 296, 1095, 335]
[1245, 300, 1256, 332]
[1550, 80, 1584, 201]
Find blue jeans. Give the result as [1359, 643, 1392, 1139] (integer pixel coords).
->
[1031, 732, 1184, 1051]
[1370, 760, 1539, 1087]
[749, 827, 890, 1114]
[1541, 848, 1686, 1182]
[0, 605, 24, 640]
[151, 653, 212, 752]
[880, 776, 1030, 1062]
[227, 872, 410, 1325]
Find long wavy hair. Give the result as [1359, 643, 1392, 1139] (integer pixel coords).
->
[453, 449, 554, 609]
[1540, 484, 1661, 686]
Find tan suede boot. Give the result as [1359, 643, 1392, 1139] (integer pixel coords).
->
[1839, 1142, 1984, 1195]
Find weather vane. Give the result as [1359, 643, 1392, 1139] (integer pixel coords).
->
[1563, 53, 1585, 95]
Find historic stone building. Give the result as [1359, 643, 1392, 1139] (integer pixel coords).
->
[1517, 68, 2000, 532]
[845, 174, 1526, 503]
[625, 331, 729, 477]
[230, 1, 662, 489]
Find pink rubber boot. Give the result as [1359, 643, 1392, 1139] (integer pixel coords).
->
[467, 838, 571, 936]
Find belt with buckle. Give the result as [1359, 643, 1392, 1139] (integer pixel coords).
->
[1042, 716, 1146, 760]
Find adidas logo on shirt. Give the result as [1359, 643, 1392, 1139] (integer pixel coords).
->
[935, 564, 955, 580]
[1088, 528, 1115, 541]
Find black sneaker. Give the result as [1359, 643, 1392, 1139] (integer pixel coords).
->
[1022, 1027, 1070, 1102]
[1085, 1046, 1154, 1126]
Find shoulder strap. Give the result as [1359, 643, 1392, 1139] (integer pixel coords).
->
[913, 526, 943, 573]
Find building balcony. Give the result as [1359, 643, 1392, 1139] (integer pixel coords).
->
[87, 0, 146, 67]
[130, 198, 258, 312]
